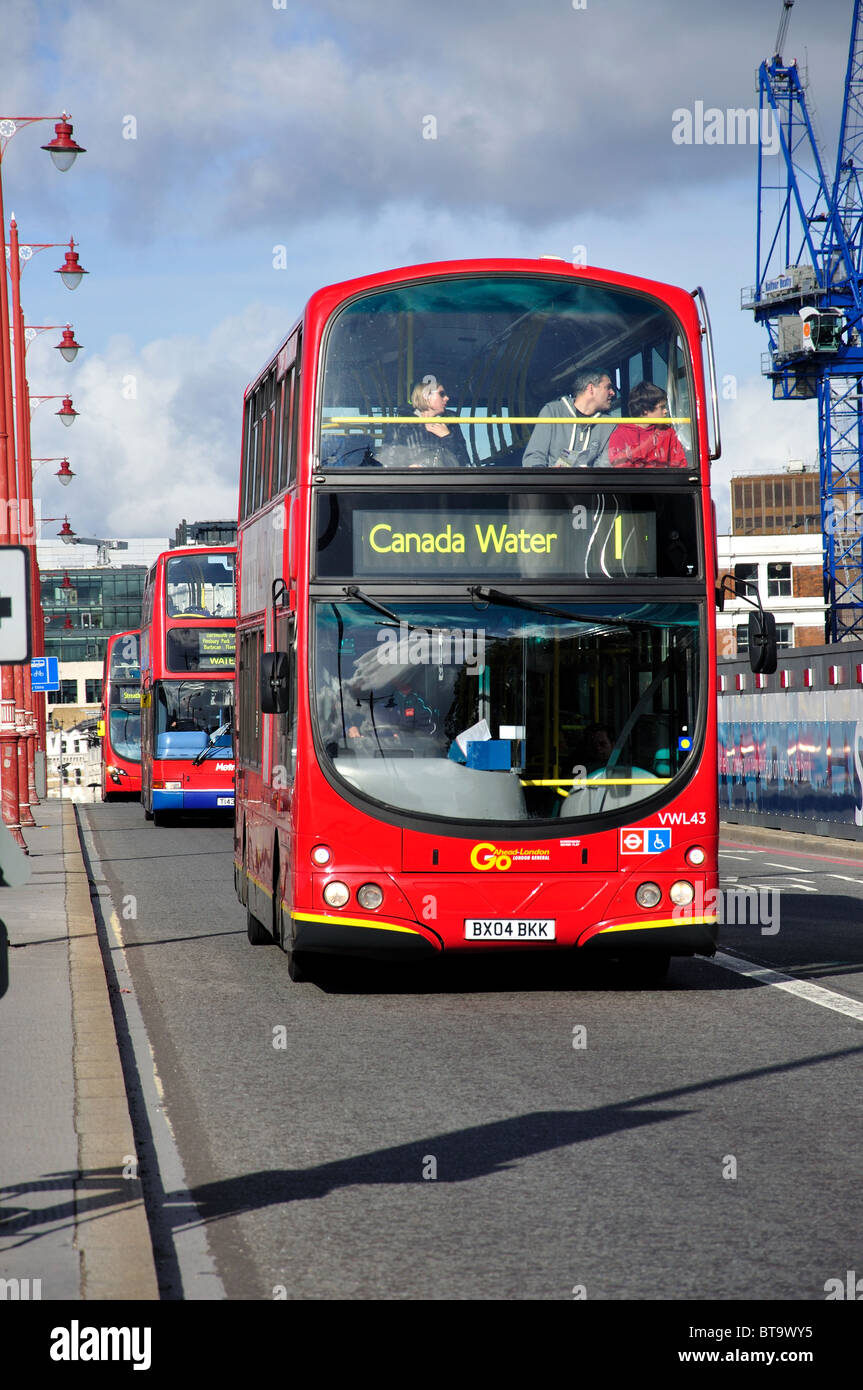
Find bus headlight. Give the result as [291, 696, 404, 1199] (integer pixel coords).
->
[670, 881, 695, 906]
[685, 846, 706, 867]
[357, 883, 383, 911]
[635, 882, 662, 908]
[165, 781, 182, 791]
[311, 845, 332, 866]
[323, 881, 350, 908]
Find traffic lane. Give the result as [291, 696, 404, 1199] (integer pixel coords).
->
[81, 805, 863, 1300]
[134, 944, 863, 1301]
[719, 844, 863, 1000]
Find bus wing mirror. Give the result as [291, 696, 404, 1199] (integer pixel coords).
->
[748, 610, 778, 675]
[261, 651, 291, 714]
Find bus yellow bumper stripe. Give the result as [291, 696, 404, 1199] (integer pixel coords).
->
[597, 915, 718, 934]
[291, 910, 424, 937]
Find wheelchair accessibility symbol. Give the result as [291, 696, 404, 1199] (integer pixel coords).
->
[620, 828, 672, 854]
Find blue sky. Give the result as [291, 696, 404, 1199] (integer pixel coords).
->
[0, 0, 853, 538]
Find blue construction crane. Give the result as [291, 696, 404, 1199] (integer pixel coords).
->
[744, 0, 863, 640]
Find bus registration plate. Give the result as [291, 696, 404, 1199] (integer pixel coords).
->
[217, 797, 234, 806]
[464, 919, 555, 941]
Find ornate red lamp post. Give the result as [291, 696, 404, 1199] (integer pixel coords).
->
[9, 221, 86, 816]
[0, 112, 84, 846]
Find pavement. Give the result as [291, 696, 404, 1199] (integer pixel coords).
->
[0, 799, 860, 1304]
[0, 798, 158, 1302]
[719, 817, 863, 857]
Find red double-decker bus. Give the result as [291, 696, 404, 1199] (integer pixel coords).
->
[100, 628, 141, 799]
[234, 257, 758, 982]
[140, 545, 236, 824]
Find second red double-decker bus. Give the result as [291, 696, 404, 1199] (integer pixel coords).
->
[100, 628, 142, 799]
[140, 545, 236, 823]
[235, 257, 738, 982]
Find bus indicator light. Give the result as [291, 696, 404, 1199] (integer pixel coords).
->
[357, 883, 384, 910]
[635, 883, 662, 908]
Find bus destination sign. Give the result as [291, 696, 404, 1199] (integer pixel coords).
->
[351, 505, 657, 579]
[166, 628, 237, 672]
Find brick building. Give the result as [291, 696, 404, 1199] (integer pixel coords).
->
[731, 464, 821, 534]
[716, 532, 826, 656]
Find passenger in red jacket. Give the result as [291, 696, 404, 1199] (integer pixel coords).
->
[608, 380, 688, 468]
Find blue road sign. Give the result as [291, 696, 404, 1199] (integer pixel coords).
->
[31, 656, 59, 692]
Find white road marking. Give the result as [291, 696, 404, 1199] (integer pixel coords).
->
[712, 951, 863, 1024]
[827, 874, 863, 886]
[718, 853, 754, 860]
[765, 861, 814, 871]
[742, 879, 818, 893]
[80, 821, 227, 1300]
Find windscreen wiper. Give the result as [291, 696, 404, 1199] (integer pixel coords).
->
[343, 586, 433, 633]
[468, 585, 649, 630]
[193, 721, 232, 766]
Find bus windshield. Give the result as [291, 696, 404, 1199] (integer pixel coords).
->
[109, 632, 140, 680]
[155, 679, 234, 747]
[313, 599, 700, 824]
[319, 275, 695, 473]
[109, 708, 141, 762]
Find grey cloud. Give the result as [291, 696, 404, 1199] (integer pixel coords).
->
[12, 0, 851, 236]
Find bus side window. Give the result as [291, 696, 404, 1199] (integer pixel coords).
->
[289, 337, 300, 483]
[241, 395, 255, 521]
[279, 367, 294, 493]
[273, 614, 297, 785]
[239, 628, 262, 769]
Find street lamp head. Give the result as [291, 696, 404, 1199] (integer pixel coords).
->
[55, 239, 88, 290]
[41, 116, 85, 173]
[55, 458, 75, 486]
[56, 396, 78, 426]
[55, 326, 82, 362]
[58, 518, 75, 543]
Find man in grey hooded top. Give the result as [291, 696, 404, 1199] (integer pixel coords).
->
[522, 369, 616, 468]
